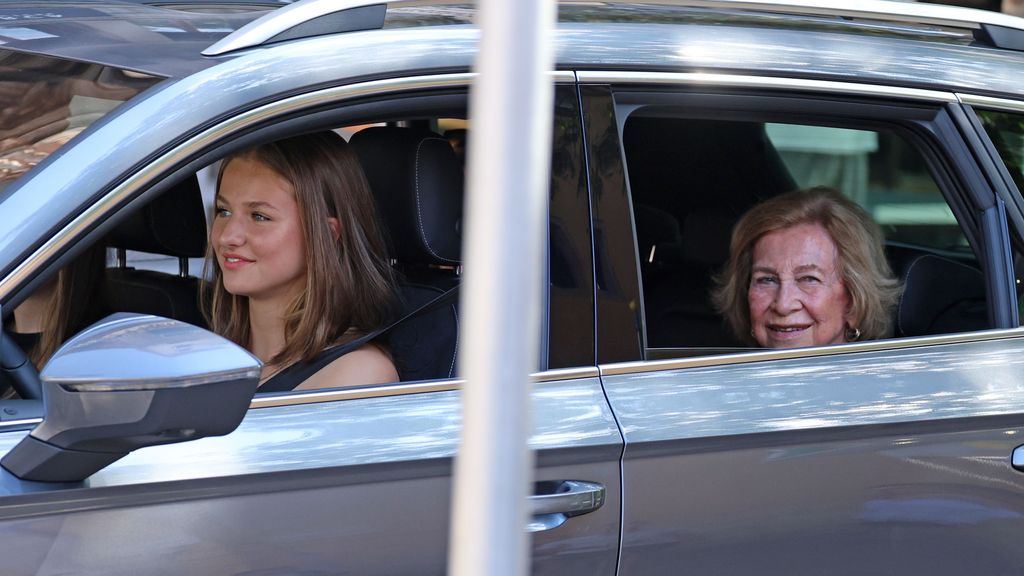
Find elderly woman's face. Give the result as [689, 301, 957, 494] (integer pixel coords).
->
[747, 223, 851, 348]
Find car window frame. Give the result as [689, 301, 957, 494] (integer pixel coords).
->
[581, 71, 1020, 365]
[0, 73, 592, 413]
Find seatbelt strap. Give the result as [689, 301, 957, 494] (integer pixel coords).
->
[259, 284, 460, 392]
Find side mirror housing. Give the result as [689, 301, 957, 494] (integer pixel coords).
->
[0, 314, 261, 482]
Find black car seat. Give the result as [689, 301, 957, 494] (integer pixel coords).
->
[624, 116, 797, 348]
[894, 251, 988, 337]
[103, 175, 208, 328]
[350, 126, 462, 381]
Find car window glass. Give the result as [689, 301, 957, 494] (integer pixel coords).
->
[765, 124, 967, 251]
[15, 85, 587, 394]
[977, 109, 1024, 194]
[0, 51, 159, 195]
[975, 108, 1024, 323]
[622, 113, 985, 357]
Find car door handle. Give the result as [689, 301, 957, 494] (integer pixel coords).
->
[527, 480, 606, 532]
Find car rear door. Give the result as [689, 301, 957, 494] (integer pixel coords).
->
[585, 75, 1024, 574]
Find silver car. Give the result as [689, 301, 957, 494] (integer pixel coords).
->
[3, 0, 1024, 573]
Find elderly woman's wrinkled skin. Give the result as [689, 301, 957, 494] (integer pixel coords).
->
[747, 222, 852, 349]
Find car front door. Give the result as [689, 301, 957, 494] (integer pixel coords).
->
[0, 54, 619, 574]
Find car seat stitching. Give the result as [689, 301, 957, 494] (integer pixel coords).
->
[414, 138, 459, 264]
[449, 302, 459, 378]
[896, 255, 923, 336]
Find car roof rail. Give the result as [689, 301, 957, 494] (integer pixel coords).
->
[203, 0, 1024, 57]
[702, 0, 1024, 51]
[203, 0, 387, 57]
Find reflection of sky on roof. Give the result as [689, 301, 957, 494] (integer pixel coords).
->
[606, 338, 1024, 443]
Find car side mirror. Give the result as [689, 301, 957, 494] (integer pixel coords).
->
[0, 313, 261, 483]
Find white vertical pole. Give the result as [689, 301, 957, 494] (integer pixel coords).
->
[448, 0, 556, 574]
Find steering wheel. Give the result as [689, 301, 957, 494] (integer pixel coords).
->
[0, 329, 42, 400]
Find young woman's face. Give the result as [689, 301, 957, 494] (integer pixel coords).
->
[212, 157, 306, 304]
[747, 223, 851, 349]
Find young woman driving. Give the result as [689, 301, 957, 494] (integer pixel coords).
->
[205, 132, 399, 391]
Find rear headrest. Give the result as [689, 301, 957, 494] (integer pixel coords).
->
[623, 117, 796, 215]
[107, 175, 207, 258]
[896, 254, 987, 337]
[350, 127, 463, 266]
[681, 211, 734, 267]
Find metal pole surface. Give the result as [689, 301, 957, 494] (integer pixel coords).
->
[448, 0, 555, 574]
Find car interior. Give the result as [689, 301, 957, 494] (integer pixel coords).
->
[622, 112, 991, 357]
[91, 121, 467, 391]
[1, 111, 476, 399]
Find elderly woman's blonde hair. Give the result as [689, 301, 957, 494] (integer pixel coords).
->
[712, 186, 900, 345]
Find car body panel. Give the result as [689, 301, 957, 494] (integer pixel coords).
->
[605, 333, 1024, 573]
[0, 376, 622, 575]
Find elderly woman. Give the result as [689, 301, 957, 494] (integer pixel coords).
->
[712, 186, 900, 348]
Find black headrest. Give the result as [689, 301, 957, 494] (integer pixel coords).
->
[624, 117, 796, 216]
[897, 254, 987, 337]
[107, 176, 207, 258]
[681, 211, 734, 267]
[350, 127, 463, 266]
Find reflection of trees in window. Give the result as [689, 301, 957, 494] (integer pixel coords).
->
[978, 109, 1024, 195]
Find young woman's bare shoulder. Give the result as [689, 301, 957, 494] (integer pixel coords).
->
[294, 344, 399, 391]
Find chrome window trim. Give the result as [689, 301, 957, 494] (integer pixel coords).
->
[576, 71, 958, 103]
[0, 418, 42, 431]
[600, 327, 1024, 376]
[0, 367, 600, 442]
[249, 366, 600, 408]
[0, 71, 575, 302]
[958, 93, 1024, 113]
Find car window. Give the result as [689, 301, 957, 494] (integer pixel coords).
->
[622, 112, 987, 356]
[16, 86, 589, 394]
[977, 109, 1024, 195]
[975, 108, 1024, 322]
[0, 50, 160, 194]
[765, 124, 967, 251]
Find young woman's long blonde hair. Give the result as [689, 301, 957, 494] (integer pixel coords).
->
[203, 132, 398, 367]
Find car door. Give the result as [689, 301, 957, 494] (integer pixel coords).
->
[0, 44, 619, 574]
[584, 74, 1024, 574]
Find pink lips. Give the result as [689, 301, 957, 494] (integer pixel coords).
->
[221, 252, 254, 271]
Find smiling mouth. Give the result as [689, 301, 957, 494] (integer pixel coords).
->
[769, 324, 809, 334]
[221, 255, 254, 268]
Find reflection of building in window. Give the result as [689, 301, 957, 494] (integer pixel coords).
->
[0, 51, 157, 191]
[766, 124, 879, 205]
